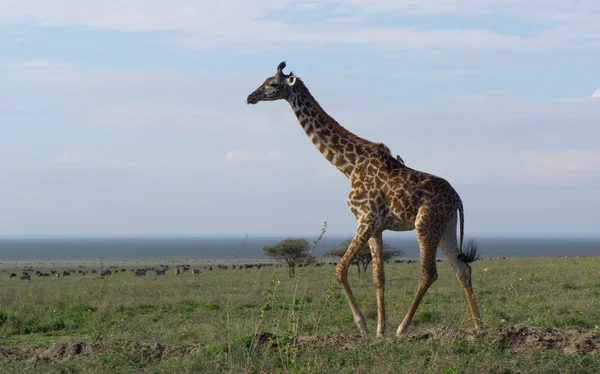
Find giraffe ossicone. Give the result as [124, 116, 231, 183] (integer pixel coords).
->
[246, 62, 484, 337]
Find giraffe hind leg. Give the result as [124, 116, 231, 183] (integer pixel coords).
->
[396, 216, 442, 336]
[438, 214, 484, 331]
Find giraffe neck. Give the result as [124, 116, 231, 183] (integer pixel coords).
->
[286, 81, 373, 178]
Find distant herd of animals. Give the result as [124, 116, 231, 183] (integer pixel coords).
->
[4, 260, 431, 280]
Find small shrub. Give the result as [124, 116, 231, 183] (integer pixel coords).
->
[237, 302, 256, 310]
[418, 310, 441, 323]
[203, 302, 220, 311]
[136, 304, 158, 312]
[176, 300, 201, 313]
[562, 314, 586, 328]
[0, 310, 8, 326]
[443, 367, 462, 374]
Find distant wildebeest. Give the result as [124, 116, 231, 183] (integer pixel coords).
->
[63, 271, 71, 276]
[155, 269, 166, 276]
[10, 273, 17, 278]
[21, 274, 31, 280]
[92, 269, 97, 274]
[192, 269, 200, 275]
[135, 269, 146, 277]
[101, 269, 112, 277]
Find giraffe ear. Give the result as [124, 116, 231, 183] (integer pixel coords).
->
[286, 76, 296, 86]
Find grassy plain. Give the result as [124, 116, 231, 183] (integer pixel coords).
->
[1, 256, 599, 373]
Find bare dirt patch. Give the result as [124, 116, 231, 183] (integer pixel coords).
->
[409, 325, 600, 355]
[0, 341, 198, 363]
[0, 342, 105, 363]
[252, 326, 600, 355]
[2, 326, 598, 363]
[488, 326, 600, 355]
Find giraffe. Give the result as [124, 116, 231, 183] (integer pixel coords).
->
[246, 62, 483, 337]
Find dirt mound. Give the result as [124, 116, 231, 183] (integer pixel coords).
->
[489, 326, 600, 355]
[0, 341, 198, 363]
[2, 327, 598, 363]
[0, 342, 104, 363]
[252, 326, 600, 355]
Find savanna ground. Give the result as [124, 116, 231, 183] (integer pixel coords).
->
[1, 256, 599, 373]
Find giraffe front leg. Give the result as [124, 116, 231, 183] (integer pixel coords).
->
[369, 232, 386, 337]
[335, 223, 374, 337]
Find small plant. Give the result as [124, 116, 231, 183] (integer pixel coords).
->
[561, 311, 586, 328]
[0, 310, 8, 326]
[203, 302, 220, 311]
[259, 272, 280, 319]
[443, 367, 462, 374]
[418, 310, 441, 323]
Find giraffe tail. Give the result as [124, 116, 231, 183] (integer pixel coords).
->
[457, 201, 479, 263]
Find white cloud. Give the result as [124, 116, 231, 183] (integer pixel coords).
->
[224, 150, 285, 162]
[0, 1, 598, 53]
[593, 88, 600, 98]
[520, 149, 600, 180]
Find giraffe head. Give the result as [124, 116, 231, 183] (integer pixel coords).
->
[246, 61, 298, 104]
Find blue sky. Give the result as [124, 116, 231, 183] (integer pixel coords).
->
[1, 1, 599, 238]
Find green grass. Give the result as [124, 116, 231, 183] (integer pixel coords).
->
[1, 256, 599, 373]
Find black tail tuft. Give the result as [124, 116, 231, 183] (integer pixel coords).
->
[458, 239, 479, 263]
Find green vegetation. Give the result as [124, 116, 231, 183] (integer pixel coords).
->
[263, 238, 315, 277]
[0, 256, 599, 373]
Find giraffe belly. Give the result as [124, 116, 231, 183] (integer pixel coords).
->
[384, 215, 416, 232]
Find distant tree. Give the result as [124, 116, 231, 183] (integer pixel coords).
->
[328, 238, 404, 278]
[263, 238, 315, 277]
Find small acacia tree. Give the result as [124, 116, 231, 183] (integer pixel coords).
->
[263, 238, 315, 277]
[328, 238, 404, 278]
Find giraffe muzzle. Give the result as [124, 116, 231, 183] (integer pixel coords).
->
[246, 94, 258, 105]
